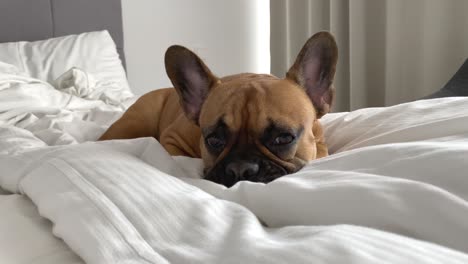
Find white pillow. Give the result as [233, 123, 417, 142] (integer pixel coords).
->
[0, 30, 132, 96]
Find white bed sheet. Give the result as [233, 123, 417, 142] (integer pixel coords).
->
[0, 194, 84, 264]
[1, 69, 468, 263]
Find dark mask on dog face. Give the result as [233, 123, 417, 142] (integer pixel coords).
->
[165, 32, 338, 187]
[201, 109, 305, 187]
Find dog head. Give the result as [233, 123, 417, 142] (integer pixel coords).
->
[165, 31, 338, 187]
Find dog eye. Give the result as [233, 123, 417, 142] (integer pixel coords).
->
[206, 135, 226, 150]
[273, 133, 295, 145]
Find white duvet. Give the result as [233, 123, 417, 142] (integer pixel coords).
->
[1, 67, 468, 264]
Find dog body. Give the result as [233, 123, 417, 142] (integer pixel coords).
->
[100, 32, 338, 187]
[100, 87, 202, 156]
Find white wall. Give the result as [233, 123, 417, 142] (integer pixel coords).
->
[121, 0, 270, 95]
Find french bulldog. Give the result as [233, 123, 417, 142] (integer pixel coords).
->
[99, 31, 338, 187]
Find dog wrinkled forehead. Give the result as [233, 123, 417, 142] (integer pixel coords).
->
[199, 73, 317, 133]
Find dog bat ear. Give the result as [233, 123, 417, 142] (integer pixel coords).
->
[286, 31, 338, 118]
[165, 45, 218, 125]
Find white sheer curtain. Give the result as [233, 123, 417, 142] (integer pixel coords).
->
[270, 0, 468, 111]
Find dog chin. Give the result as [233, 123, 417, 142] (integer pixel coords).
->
[203, 159, 294, 188]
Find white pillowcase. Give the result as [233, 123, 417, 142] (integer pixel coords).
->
[0, 30, 132, 97]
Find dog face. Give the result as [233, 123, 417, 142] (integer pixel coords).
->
[165, 32, 338, 187]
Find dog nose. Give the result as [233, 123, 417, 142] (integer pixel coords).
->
[225, 161, 259, 180]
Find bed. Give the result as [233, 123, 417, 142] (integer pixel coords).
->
[1, 1, 468, 264]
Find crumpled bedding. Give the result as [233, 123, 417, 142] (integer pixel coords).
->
[54, 67, 133, 106]
[1, 66, 468, 263]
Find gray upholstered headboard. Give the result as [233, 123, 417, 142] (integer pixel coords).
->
[0, 0, 126, 68]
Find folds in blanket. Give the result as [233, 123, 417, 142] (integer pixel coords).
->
[187, 139, 468, 254]
[54, 67, 133, 106]
[322, 97, 468, 153]
[0, 64, 131, 127]
[2, 97, 468, 263]
[2, 137, 468, 263]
